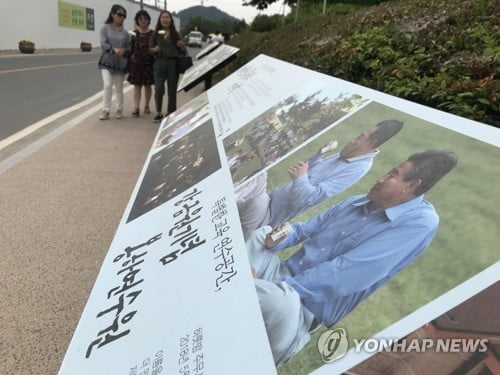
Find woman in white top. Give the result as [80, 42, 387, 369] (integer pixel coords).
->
[98, 5, 130, 120]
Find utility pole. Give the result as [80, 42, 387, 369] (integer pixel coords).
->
[281, 0, 286, 25]
[295, 0, 300, 23]
[139, 0, 144, 10]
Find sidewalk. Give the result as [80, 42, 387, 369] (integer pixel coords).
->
[0, 84, 203, 374]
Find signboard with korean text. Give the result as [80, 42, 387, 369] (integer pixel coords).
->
[177, 44, 239, 92]
[60, 54, 500, 374]
[58, 0, 94, 31]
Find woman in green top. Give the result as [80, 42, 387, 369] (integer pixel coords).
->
[150, 10, 187, 123]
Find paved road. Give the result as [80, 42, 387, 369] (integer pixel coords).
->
[0, 47, 202, 142]
[0, 52, 102, 141]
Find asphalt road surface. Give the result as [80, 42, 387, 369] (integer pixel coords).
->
[0, 52, 102, 141]
[0, 46, 202, 142]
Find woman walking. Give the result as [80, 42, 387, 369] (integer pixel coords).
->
[127, 10, 155, 117]
[98, 4, 129, 120]
[150, 10, 186, 123]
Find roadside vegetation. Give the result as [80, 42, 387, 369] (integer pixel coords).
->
[222, 0, 499, 126]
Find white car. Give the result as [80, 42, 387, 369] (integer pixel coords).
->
[187, 31, 203, 48]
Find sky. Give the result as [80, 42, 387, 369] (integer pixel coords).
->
[145, 0, 289, 23]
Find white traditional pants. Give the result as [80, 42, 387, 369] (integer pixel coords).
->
[101, 70, 124, 112]
[236, 172, 272, 240]
[246, 226, 315, 366]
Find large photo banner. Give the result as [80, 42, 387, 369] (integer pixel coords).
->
[60, 54, 500, 374]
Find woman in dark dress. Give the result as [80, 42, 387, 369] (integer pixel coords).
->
[127, 10, 155, 117]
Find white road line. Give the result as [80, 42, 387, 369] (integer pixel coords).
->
[0, 85, 132, 162]
[0, 103, 102, 176]
[0, 61, 95, 74]
[0, 91, 102, 150]
[0, 52, 99, 59]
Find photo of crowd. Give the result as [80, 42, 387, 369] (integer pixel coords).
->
[127, 118, 221, 222]
[154, 99, 211, 150]
[223, 83, 368, 187]
[158, 92, 208, 133]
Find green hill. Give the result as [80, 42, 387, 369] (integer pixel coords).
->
[174, 5, 240, 24]
[223, 0, 499, 127]
[174, 5, 246, 36]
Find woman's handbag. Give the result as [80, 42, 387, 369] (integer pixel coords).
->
[177, 55, 193, 74]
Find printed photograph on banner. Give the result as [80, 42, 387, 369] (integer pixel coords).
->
[344, 281, 500, 374]
[159, 92, 209, 132]
[155, 94, 211, 151]
[127, 119, 221, 223]
[240, 101, 500, 373]
[223, 81, 368, 188]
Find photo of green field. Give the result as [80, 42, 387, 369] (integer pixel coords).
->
[264, 101, 500, 374]
[223, 82, 368, 187]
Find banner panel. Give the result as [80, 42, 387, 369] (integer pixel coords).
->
[58, 0, 92, 31]
[60, 54, 500, 375]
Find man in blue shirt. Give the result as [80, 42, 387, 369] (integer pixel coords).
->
[237, 119, 404, 239]
[246, 150, 458, 366]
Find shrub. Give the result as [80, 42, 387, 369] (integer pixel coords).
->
[19, 40, 34, 46]
[251, 14, 283, 32]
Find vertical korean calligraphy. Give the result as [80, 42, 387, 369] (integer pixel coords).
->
[159, 188, 207, 266]
[86, 234, 162, 358]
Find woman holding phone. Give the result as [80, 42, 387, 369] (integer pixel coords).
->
[150, 10, 186, 123]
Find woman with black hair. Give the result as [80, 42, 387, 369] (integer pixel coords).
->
[150, 10, 187, 123]
[127, 10, 155, 117]
[98, 4, 130, 120]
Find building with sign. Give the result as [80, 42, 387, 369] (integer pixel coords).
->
[0, 0, 179, 50]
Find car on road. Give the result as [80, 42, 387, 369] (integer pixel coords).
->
[187, 31, 203, 48]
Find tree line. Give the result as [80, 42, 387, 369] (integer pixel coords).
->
[181, 16, 247, 37]
[243, 0, 387, 10]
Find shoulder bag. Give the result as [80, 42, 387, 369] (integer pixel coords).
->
[177, 54, 193, 74]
